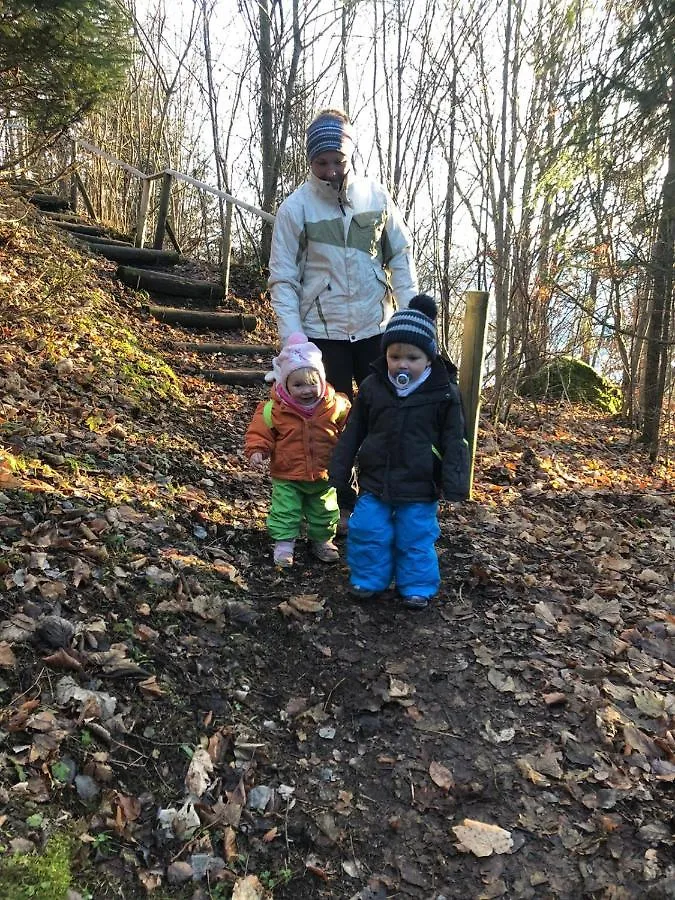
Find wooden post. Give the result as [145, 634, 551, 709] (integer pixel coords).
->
[153, 172, 173, 249]
[135, 178, 151, 248]
[221, 200, 233, 301]
[69, 140, 78, 213]
[459, 290, 489, 499]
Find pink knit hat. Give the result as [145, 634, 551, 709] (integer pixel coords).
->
[266, 332, 326, 393]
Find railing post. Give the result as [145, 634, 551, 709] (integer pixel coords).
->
[221, 200, 233, 302]
[153, 172, 173, 249]
[459, 290, 489, 499]
[135, 178, 151, 248]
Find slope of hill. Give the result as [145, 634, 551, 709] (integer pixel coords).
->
[0, 189, 673, 900]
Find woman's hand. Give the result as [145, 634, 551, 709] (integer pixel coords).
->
[250, 452, 268, 469]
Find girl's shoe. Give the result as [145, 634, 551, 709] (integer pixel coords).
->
[311, 540, 339, 563]
[402, 595, 430, 610]
[273, 540, 295, 567]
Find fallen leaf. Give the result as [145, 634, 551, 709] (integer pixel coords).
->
[488, 668, 516, 693]
[601, 555, 632, 572]
[185, 747, 214, 798]
[388, 676, 414, 699]
[289, 594, 325, 614]
[516, 757, 550, 786]
[0, 614, 37, 643]
[452, 818, 514, 857]
[633, 688, 667, 719]
[88, 646, 145, 676]
[0, 640, 17, 668]
[231, 874, 271, 899]
[139, 675, 165, 698]
[43, 648, 84, 671]
[223, 825, 238, 861]
[429, 760, 454, 790]
[533, 601, 558, 625]
[542, 692, 567, 706]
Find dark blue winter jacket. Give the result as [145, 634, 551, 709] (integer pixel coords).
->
[329, 355, 470, 504]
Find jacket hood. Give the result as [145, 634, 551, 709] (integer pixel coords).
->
[307, 170, 352, 206]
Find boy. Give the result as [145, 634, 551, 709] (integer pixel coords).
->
[329, 295, 469, 608]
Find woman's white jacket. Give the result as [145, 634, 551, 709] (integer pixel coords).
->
[268, 172, 418, 345]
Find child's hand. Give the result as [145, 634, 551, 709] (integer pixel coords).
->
[250, 452, 267, 469]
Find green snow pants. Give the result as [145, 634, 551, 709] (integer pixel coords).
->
[267, 478, 339, 542]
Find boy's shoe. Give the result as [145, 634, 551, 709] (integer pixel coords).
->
[402, 595, 430, 610]
[349, 584, 376, 601]
[273, 540, 295, 567]
[311, 540, 340, 563]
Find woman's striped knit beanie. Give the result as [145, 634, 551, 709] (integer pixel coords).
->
[381, 294, 438, 359]
[306, 112, 354, 162]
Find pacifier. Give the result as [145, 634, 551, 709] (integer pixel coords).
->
[395, 372, 410, 386]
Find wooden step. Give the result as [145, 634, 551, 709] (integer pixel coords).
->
[117, 266, 225, 301]
[40, 210, 97, 225]
[27, 193, 72, 212]
[199, 368, 267, 386]
[148, 306, 257, 331]
[74, 233, 133, 247]
[7, 178, 42, 190]
[83, 242, 181, 267]
[53, 221, 115, 238]
[170, 341, 274, 356]
[148, 292, 222, 310]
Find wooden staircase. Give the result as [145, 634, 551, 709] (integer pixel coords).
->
[14, 185, 273, 387]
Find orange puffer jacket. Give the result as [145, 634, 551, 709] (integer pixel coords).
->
[245, 385, 351, 481]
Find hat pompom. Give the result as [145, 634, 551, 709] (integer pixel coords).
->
[381, 293, 438, 359]
[409, 294, 437, 321]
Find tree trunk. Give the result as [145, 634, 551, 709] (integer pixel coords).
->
[257, 0, 301, 264]
[642, 66, 675, 458]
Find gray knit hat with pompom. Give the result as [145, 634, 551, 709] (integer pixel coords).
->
[381, 294, 438, 359]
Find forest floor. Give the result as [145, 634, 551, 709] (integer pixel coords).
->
[0, 189, 673, 900]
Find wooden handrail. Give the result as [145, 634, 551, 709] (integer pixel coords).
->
[75, 137, 275, 223]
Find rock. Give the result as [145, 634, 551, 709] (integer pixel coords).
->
[167, 861, 193, 885]
[35, 615, 75, 648]
[247, 785, 274, 812]
[189, 854, 226, 880]
[75, 774, 100, 802]
[518, 357, 622, 412]
[10, 837, 36, 854]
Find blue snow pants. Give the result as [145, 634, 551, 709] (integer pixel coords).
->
[346, 493, 440, 599]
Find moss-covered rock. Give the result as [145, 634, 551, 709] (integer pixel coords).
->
[519, 357, 622, 413]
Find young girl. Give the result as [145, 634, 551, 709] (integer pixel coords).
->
[245, 333, 351, 567]
[329, 295, 469, 608]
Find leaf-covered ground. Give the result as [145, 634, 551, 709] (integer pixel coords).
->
[0, 190, 673, 900]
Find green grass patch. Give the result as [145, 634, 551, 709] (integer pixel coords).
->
[0, 834, 73, 900]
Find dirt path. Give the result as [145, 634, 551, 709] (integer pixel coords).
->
[0, 202, 673, 898]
